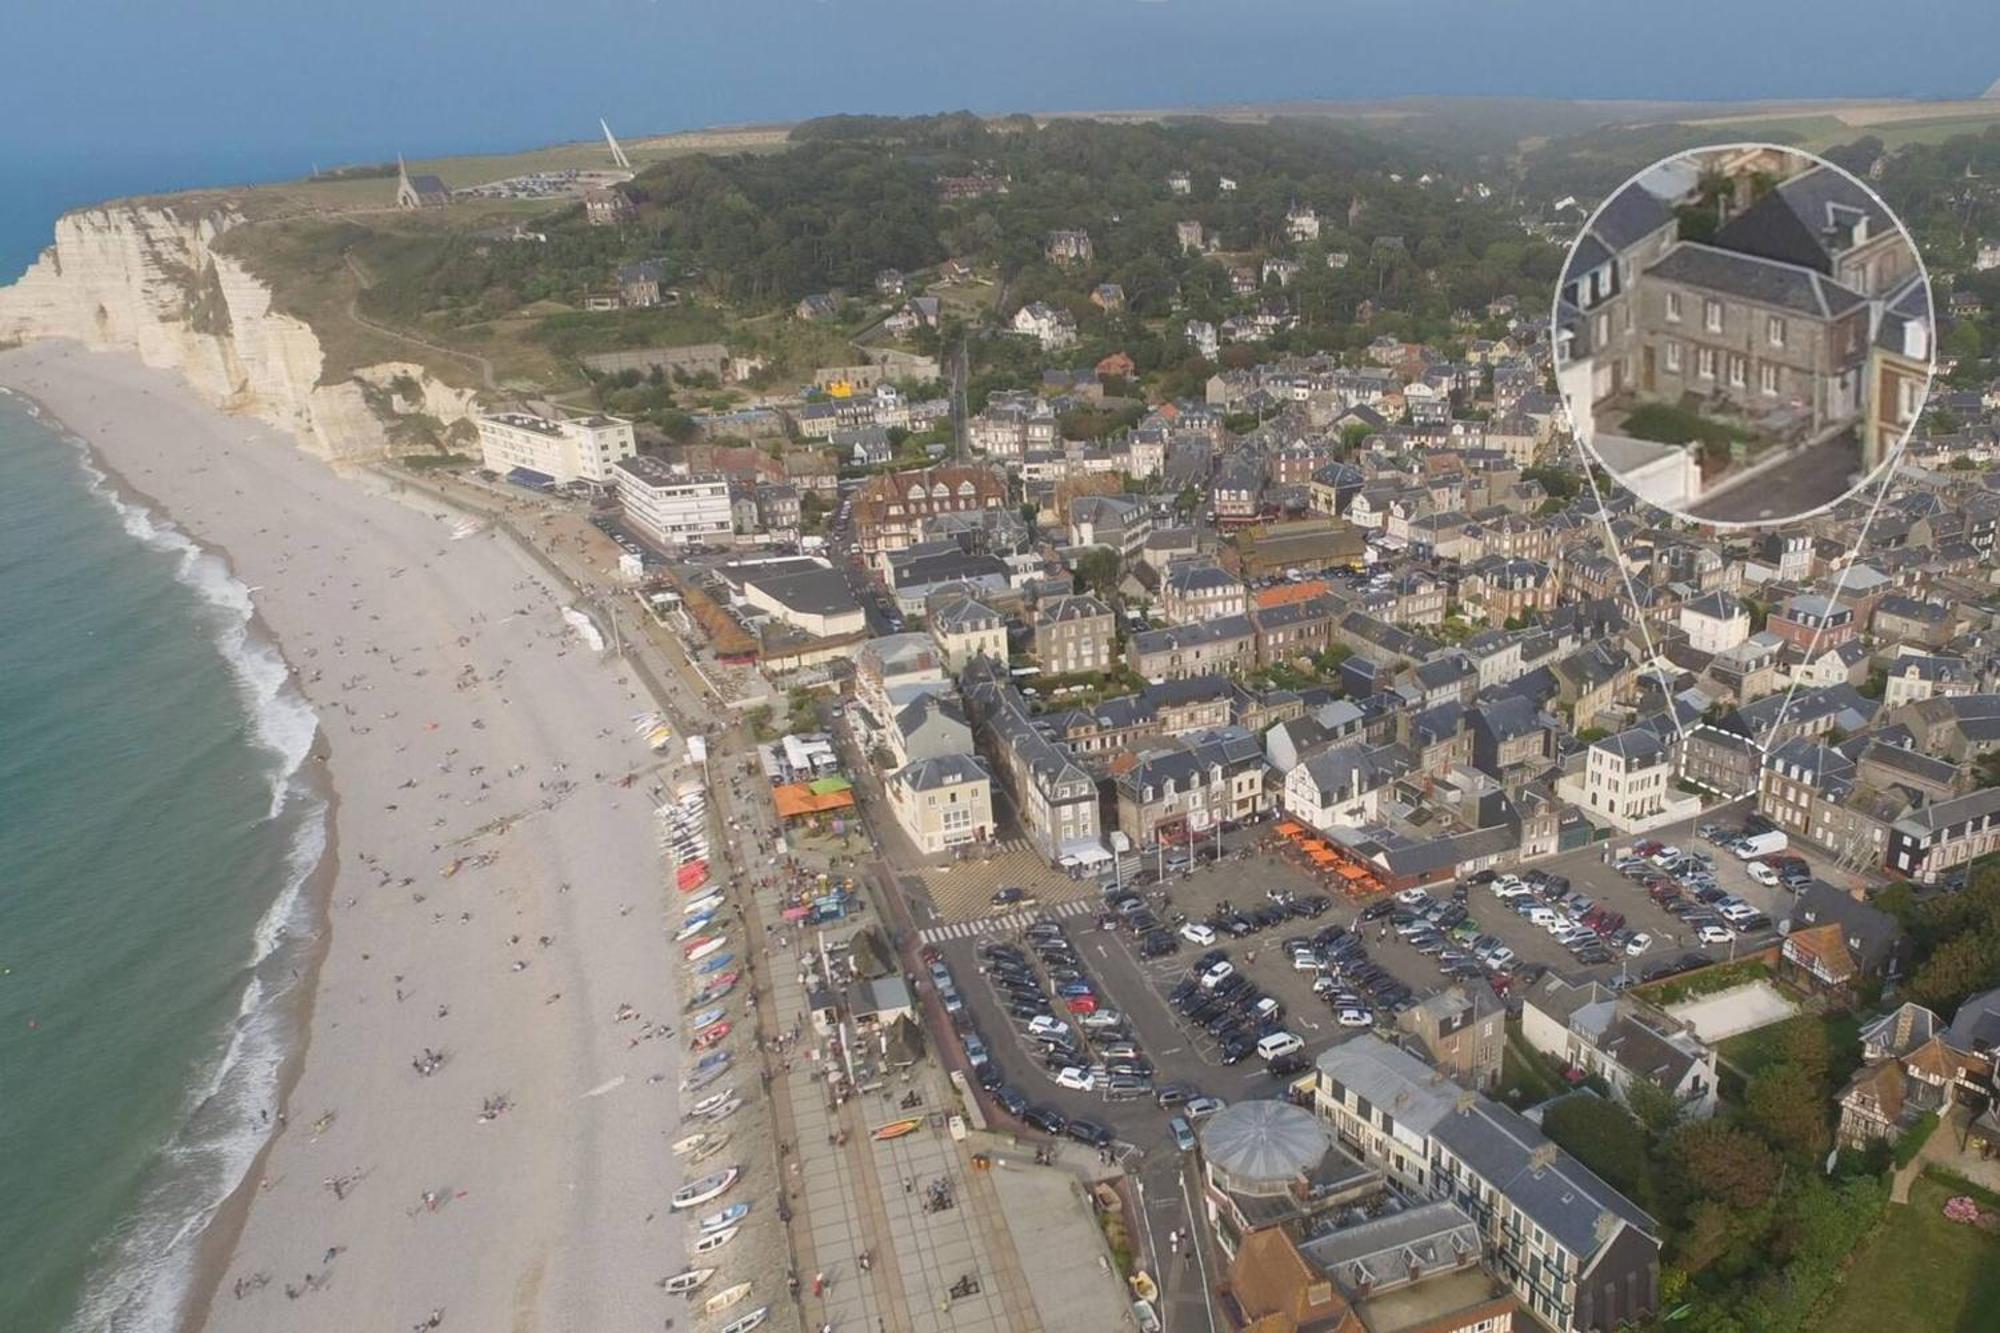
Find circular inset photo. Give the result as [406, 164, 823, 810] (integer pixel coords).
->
[1552, 143, 1934, 526]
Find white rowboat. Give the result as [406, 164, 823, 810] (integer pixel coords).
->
[698, 1201, 749, 1232]
[670, 1166, 739, 1210]
[705, 1283, 752, 1316]
[691, 1225, 738, 1254]
[718, 1307, 769, 1333]
[660, 1267, 716, 1295]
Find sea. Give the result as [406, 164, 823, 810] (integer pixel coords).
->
[0, 153, 331, 1333]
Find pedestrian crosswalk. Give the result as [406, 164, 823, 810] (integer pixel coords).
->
[918, 896, 1094, 945]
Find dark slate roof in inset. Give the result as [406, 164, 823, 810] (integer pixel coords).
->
[1645, 242, 1868, 319]
[1590, 181, 1675, 253]
[1717, 166, 1895, 276]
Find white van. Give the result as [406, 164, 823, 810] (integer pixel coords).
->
[1524, 905, 1559, 927]
[1256, 1032, 1305, 1062]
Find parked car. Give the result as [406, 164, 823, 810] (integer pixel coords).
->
[1184, 1096, 1226, 1120]
[1066, 1118, 1113, 1148]
[1169, 1116, 1197, 1152]
[1022, 1105, 1067, 1134]
[1625, 932, 1653, 956]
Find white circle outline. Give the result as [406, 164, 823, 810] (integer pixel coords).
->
[1548, 139, 1939, 532]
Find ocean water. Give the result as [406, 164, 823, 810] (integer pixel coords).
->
[0, 393, 326, 1331]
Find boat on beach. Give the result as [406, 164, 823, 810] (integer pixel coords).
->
[705, 1282, 752, 1315]
[660, 1267, 716, 1295]
[688, 1088, 734, 1119]
[671, 1131, 710, 1156]
[671, 1166, 740, 1210]
[674, 916, 716, 942]
[685, 974, 739, 1010]
[697, 1201, 749, 1232]
[682, 1060, 730, 1093]
[682, 891, 725, 917]
[690, 1005, 728, 1032]
[690, 1021, 731, 1050]
[871, 1117, 923, 1142]
[689, 1132, 731, 1164]
[718, 1306, 769, 1333]
[691, 1224, 738, 1254]
[683, 935, 727, 961]
[694, 952, 735, 976]
[703, 1093, 744, 1122]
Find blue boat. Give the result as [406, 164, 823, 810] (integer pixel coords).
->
[695, 952, 735, 976]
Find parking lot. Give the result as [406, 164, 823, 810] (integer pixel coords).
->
[921, 800, 1842, 1151]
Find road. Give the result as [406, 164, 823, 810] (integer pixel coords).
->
[1686, 428, 1867, 523]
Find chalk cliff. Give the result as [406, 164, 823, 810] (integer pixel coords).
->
[0, 204, 475, 459]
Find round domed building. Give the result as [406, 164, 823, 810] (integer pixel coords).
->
[1196, 1100, 1381, 1257]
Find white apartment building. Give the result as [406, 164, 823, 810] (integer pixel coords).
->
[613, 456, 734, 549]
[1678, 591, 1750, 656]
[477, 410, 635, 485]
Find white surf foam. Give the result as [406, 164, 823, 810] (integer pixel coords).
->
[36, 421, 332, 1333]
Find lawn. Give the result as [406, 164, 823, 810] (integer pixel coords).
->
[1494, 1026, 1564, 1109]
[1718, 1011, 1861, 1080]
[1817, 1175, 2000, 1333]
[1620, 401, 1760, 464]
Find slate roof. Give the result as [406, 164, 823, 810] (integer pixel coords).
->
[1646, 242, 1869, 319]
[1590, 181, 1674, 252]
[1431, 1099, 1657, 1255]
[897, 752, 989, 791]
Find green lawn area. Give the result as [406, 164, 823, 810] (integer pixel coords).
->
[1494, 1026, 1564, 1109]
[1817, 1175, 2000, 1333]
[1718, 1011, 1861, 1080]
[1620, 401, 1761, 464]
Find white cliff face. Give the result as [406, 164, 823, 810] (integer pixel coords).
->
[0, 205, 476, 459]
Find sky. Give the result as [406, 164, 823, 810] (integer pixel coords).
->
[3, 0, 1996, 169]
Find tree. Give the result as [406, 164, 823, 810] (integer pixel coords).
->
[1669, 1121, 1779, 1210]
[1542, 1096, 1654, 1208]
[1744, 1062, 1831, 1164]
[1625, 1078, 1686, 1137]
[1074, 547, 1122, 598]
[1908, 928, 2000, 1014]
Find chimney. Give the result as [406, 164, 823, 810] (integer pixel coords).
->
[1530, 1142, 1559, 1172]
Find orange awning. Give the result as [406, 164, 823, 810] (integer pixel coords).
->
[772, 783, 857, 818]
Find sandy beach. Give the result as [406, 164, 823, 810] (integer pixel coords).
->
[0, 342, 736, 1333]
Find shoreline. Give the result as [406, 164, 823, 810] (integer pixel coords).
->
[0, 340, 701, 1333]
[0, 379, 343, 1333]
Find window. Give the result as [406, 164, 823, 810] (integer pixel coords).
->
[1665, 291, 1682, 323]
[1767, 315, 1786, 348]
[1593, 312, 1608, 345]
[1697, 347, 1717, 380]
[1760, 363, 1779, 395]
[1729, 355, 1747, 389]
[1664, 341, 1682, 372]
[1704, 299, 1723, 333]
[1898, 378, 1923, 423]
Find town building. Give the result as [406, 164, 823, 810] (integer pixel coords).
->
[476, 410, 636, 486]
[1888, 787, 2000, 886]
[852, 465, 1008, 571]
[613, 456, 734, 549]
[1311, 1037, 1661, 1333]
[928, 598, 1007, 673]
[886, 753, 994, 856]
[1399, 985, 1505, 1092]
[1520, 977, 1719, 1119]
[1034, 594, 1116, 677]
